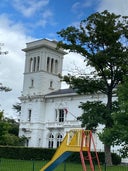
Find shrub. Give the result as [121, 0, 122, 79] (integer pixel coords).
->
[0, 146, 121, 165]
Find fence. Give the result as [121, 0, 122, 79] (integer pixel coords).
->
[0, 158, 127, 171]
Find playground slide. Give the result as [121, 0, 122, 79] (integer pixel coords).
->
[40, 129, 100, 171]
[40, 134, 72, 171]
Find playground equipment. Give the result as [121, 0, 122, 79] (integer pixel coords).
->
[40, 129, 102, 171]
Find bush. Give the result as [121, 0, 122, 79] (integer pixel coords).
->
[112, 153, 121, 165]
[0, 146, 121, 165]
[0, 146, 55, 160]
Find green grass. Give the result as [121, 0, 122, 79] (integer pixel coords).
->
[0, 158, 45, 171]
[0, 158, 127, 171]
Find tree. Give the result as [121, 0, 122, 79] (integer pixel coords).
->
[0, 111, 25, 146]
[112, 76, 128, 158]
[12, 103, 21, 114]
[57, 10, 128, 165]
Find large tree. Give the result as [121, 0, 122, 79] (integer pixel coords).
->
[57, 10, 128, 165]
[112, 76, 128, 158]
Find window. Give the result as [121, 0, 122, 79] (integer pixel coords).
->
[30, 79, 34, 88]
[28, 109, 32, 121]
[33, 57, 36, 72]
[25, 138, 30, 147]
[37, 56, 40, 71]
[29, 56, 40, 72]
[29, 58, 33, 72]
[59, 109, 64, 122]
[55, 60, 58, 74]
[55, 109, 65, 122]
[55, 109, 67, 122]
[57, 134, 63, 147]
[51, 58, 54, 73]
[48, 133, 54, 148]
[49, 81, 53, 89]
[47, 57, 50, 72]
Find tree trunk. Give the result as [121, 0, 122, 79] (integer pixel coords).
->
[105, 88, 113, 165]
[104, 144, 112, 166]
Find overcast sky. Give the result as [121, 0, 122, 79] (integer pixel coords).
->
[0, 0, 127, 119]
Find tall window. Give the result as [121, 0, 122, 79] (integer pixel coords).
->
[25, 138, 29, 147]
[37, 56, 40, 71]
[59, 109, 65, 122]
[55, 60, 58, 74]
[48, 133, 54, 148]
[55, 109, 65, 122]
[29, 56, 40, 72]
[51, 58, 54, 73]
[57, 134, 63, 147]
[29, 58, 33, 72]
[47, 57, 50, 72]
[28, 109, 32, 121]
[30, 79, 34, 88]
[33, 57, 36, 72]
[49, 81, 53, 89]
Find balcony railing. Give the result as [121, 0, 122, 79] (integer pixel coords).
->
[46, 120, 81, 128]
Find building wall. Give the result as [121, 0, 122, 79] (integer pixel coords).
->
[19, 39, 124, 160]
[19, 90, 107, 150]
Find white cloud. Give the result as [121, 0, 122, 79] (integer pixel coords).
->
[98, 0, 128, 16]
[37, 9, 55, 27]
[0, 14, 33, 118]
[12, 0, 55, 29]
[13, 0, 49, 17]
[72, 0, 93, 13]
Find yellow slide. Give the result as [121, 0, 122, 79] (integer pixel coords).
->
[40, 129, 90, 171]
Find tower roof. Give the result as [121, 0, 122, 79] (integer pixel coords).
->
[22, 38, 67, 55]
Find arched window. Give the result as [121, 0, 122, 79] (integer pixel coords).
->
[47, 57, 50, 72]
[51, 58, 54, 73]
[37, 56, 40, 71]
[48, 133, 54, 148]
[33, 57, 36, 72]
[56, 134, 63, 147]
[29, 58, 33, 72]
[55, 60, 58, 74]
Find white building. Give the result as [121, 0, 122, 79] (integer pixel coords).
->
[19, 39, 114, 152]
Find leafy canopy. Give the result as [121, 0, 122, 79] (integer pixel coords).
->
[57, 10, 128, 97]
[57, 11, 128, 163]
[112, 77, 128, 157]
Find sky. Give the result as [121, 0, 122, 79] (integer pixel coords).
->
[0, 0, 127, 119]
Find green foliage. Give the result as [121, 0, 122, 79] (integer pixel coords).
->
[0, 111, 24, 146]
[112, 76, 128, 157]
[0, 83, 11, 92]
[0, 146, 55, 160]
[78, 101, 109, 130]
[0, 146, 121, 165]
[13, 103, 21, 114]
[57, 10, 128, 165]
[111, 153, 121, 165]
[58, 11, 128, 91]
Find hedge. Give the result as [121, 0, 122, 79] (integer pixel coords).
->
[0, 146, 121, 165]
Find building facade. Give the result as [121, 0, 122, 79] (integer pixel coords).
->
[19, 39, 110, 151]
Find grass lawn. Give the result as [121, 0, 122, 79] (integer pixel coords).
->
[0, 158, 127, 171]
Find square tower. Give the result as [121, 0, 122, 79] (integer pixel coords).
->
[19, 39, 67, 147]
[22, 39, 66, 96]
